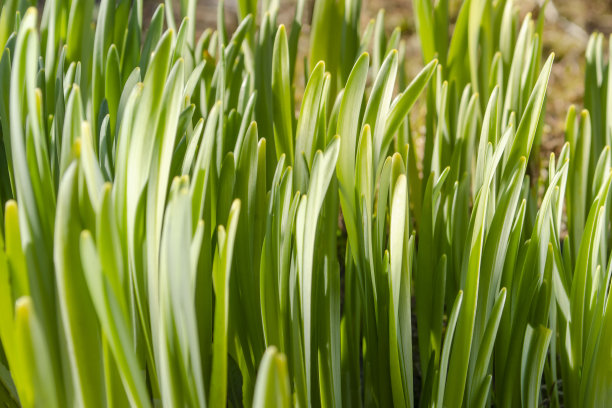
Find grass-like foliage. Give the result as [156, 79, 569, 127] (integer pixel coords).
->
[0, 0, 610, 406]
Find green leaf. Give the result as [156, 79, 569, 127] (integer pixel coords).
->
[55, 163, 105, 407]
[80, 218, 150, 407]
[336, 52, 369, 264]
[520, 325, 552, 408]
[444, 180, 490, 408]
[389, 175, 413, 408]
[139, 4, 165, 75]
[272, 25, 294, 163]
[384, 58, 437, 153]
[252, 347, 291, 408]
[294, 61, 327, 192]
[296, 137, 340, 403]
[105, 45, 121, 139]
[436, 291, 464, 408]
[503, 54, 554, 180]
[92, 0, 114, 139]
[209, 200, 241, 408]
[362, 48, 397, 175]
[468, 288, 506, 407]
[158, 176, 205, 407]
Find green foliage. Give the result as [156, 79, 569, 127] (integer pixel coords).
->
[0, 1, 609, 407]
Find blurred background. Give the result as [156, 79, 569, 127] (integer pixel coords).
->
[142, 0, 612, 153]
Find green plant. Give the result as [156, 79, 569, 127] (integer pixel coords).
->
[0, 0, 610, 407]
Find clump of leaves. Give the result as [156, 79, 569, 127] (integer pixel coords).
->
[0, 0, 610, 407]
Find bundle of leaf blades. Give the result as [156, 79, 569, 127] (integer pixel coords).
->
[0, 0, 610, 407]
